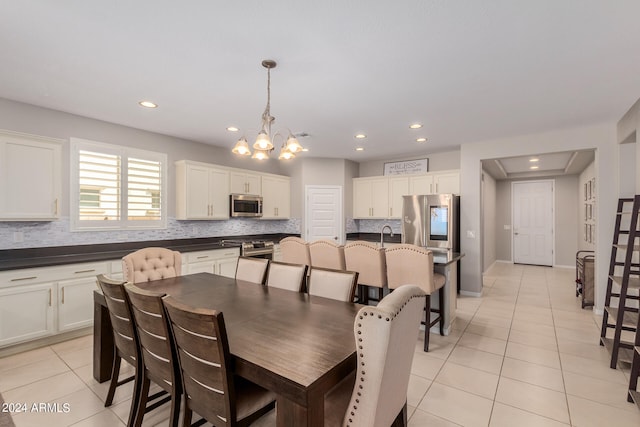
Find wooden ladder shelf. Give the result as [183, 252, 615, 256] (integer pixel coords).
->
[599, 196, 640, 369]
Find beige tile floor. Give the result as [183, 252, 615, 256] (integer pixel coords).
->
[1, 263, 640, 426]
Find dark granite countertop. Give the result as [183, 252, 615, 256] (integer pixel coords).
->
[0, 234, 298, 271]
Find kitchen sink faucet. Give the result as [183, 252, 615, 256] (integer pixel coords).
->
[380, 224, 394, 247]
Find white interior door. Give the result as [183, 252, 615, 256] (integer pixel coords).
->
[305, 185, 344, 244]
[512, 180, 554, 266]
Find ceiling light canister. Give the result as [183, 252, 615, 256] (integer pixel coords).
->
[529, 158, 539, 162]
[410, 123, 423, 129]
[416, 137, 427, 142]
[530, 165, 539, 170]
[139, 101, 157, 108]
[355, 147, 364, 151]
[227, 126, 239, 132]
[355, 134, 367, 139]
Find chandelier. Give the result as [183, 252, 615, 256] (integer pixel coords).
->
[232, 59, 303, 160]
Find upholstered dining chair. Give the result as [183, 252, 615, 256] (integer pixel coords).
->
[265, 261, 308, 292]
[234, 256, 269, 284]
[344, 240, 387, 304]
[95, 274, 142, 427]
[163, 296, 276, 427]
[279, 236, 311, 267]
[324, 285, 426, 427]
[385, 244, 446, 352]
[307, 267, 358, 302]
[122, 247, 182, 284]
[308, 239, 346, 270]
[124, 284, 181, 427]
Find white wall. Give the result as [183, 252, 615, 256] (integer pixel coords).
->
[460, 123, 617, 313]
[578, 161, 596, 252]
[482, 171, 497, 272]
[358, 150, 461, 177]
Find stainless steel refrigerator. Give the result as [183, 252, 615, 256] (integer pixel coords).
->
[401, 194, 460, 251]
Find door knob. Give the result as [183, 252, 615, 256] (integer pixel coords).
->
[334, 236, 338, 240]
[514, 232, 519, 235]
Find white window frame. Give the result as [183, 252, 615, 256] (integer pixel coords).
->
[70, 137, 167, 231]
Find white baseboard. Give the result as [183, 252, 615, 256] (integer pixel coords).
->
[554, 264, 574, 269]
[496, 259, 512, 264]
[460, 290, 482, 298]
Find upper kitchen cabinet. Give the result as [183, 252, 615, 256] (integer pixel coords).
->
[0, 130, 62, 221]
[353, 177, 389, 219]
[175, 160, 230, 220]
[388, 176, 409, 219]
[432, 170, 460, 194]
[230, 171, 261, 195]
[408, 170, 460, 195]
[261, 175, 290, 219]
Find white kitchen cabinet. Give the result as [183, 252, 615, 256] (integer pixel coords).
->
[388, 177, 409, 219]
[261, 175, 290, 219]
[0, 130, 62, 221]
[230, 171, 261, 195]
[353, 177, 389, 219]
[0, 260, 107, 348]
[57, 276, 97, 331]
[433, 171, 460, 194]
[185, 248, 240, 278]
[408, 175, 434, 195]
[175, 160, 229, 220]
[0, 282, 55, 347]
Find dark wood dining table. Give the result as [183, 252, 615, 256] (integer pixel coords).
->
[93, 272, 360, 427]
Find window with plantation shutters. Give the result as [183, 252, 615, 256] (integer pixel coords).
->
[71, 138, 167, 231]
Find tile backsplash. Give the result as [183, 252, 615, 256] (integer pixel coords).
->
[0, 217, 381, 250]
[0, 217, 302, 250]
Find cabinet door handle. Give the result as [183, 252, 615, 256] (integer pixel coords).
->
[430, 183, 433, 193]
[224, 252, 236, 256]
[11, 276, 37, 282]
[74, 269, 95, 274]
[54, 198, 58, 215]
[49, 288, 52, 306]
[390, 207, 393, 217]
[61, 287, 65, 304]
[436, 183, 439, 193]
[197, 256, 209, 259]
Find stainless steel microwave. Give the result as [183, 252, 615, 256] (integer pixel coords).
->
[230, 194, 263, 217]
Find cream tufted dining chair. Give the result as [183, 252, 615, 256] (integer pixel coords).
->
[307, 267, 358, 302]
[122, 247, 182, 284]
[344, 241, 387, 305]
[385, 244, 446, 352]
[308, 239, 346, 270]
[324, 285, 426, 427]
[279, 237, 311, 267]
[265, 261, 308, 292]
[235, 256, 269, 284]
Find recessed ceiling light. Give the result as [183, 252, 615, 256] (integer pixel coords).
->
[416, 137, 427, 143]
[355, 147, 364, 151]
[355, 134, 367, 139]
[302, 148, 309, 152]
[410, 123, 423, 129]
[227, 126, 239, 132]
[529, 157, 539, 162]
[138, 101, 157, 108]
[530, 165, 539, 170]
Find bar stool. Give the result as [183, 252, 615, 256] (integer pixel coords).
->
[385, 244, 446, 352]
[344, 241, 387, 304]
[308, 239, 346, 270]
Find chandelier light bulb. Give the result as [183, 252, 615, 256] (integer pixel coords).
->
[252, 148, 269, 160]
[285, 134, 303, 153]
[254, 130, 273, 150]
[231, 138, 251, 156]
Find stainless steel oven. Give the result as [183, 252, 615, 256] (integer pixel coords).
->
[222, 239, 274, 260]
[230, 194, 263, 217]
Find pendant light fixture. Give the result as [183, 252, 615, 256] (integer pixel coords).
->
[231, 59, 304, 160]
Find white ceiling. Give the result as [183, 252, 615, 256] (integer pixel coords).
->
[1, 1, 639, 165]
[482, 150, 595, 180]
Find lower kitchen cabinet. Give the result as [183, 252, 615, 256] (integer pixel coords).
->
[0, 261, 108, 348]
[185, 248, 240, 278]
[0, 282, 55, 347]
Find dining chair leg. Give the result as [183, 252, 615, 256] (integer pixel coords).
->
[105, 354, 122, 406]
[126, 369, 142, 427]
[182, 404, 193, 427]
[133, 377, 151, 427]
[168, 391, 180, 427]
[423, 295, 431, 352]
[438, 286, 445, 336]
[360, 285, 369, 305]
